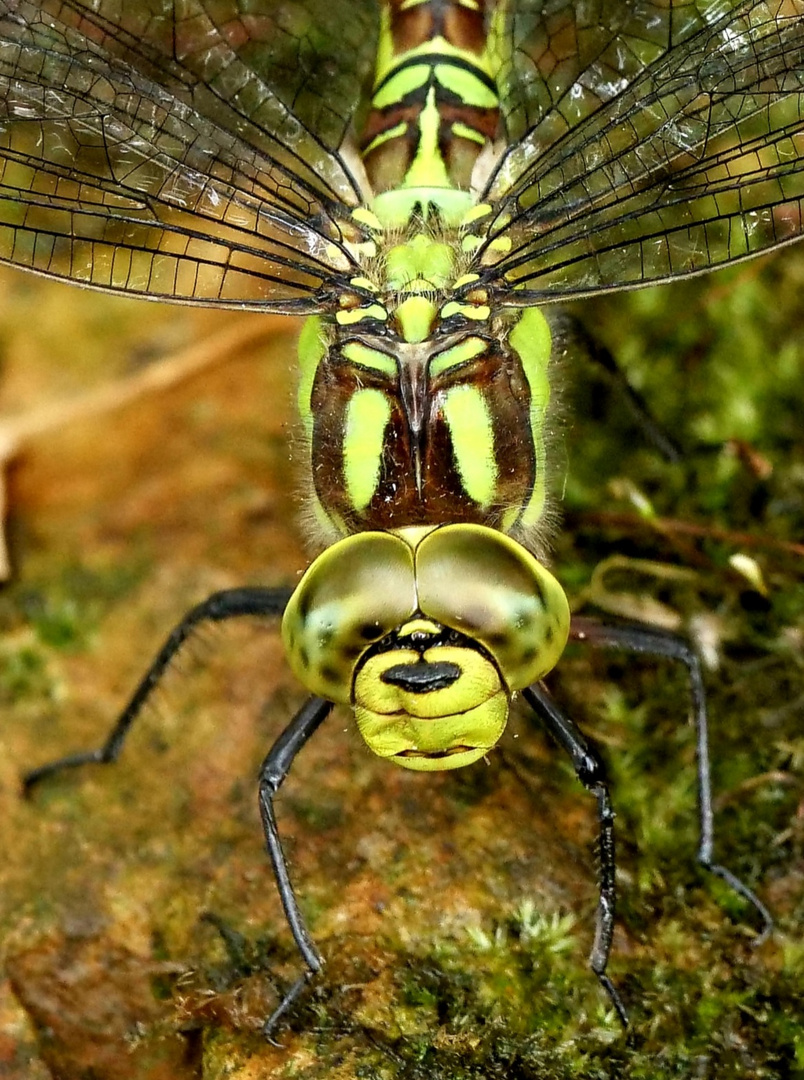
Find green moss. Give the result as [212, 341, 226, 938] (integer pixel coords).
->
[3, 558, 149, 651]
[0, 643, 51, 700]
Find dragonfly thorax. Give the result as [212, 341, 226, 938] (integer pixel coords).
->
[298, 292, 555, 551]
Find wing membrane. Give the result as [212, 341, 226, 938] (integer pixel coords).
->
[478, 0, 804, 301]
[490, 0, 725, 148]
[0, 0, 379, 310]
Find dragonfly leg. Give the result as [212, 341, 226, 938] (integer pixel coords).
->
[257, 696, 334, 1041]
[557, 314, 682, 464]
[521, 683, 627, 1026]
[570, 616, 773, 943]
[22, 586, 293, 794]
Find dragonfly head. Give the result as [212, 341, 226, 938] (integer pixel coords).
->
[282, 524, 569, 771]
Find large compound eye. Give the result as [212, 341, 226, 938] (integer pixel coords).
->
[415, 524, 569, 689]
[282, 533, 417, 704]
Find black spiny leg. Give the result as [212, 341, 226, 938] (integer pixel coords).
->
[571, 616, 773, 941]
[522, 683, 627, 1026]
[257, 696, 333, 1041]
[23, 586, 293, 793]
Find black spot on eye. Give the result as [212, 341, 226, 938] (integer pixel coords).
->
[544, 626, 554, 644]
[359, 622, 380, 640]
[298, 595, 311, 621]
[485, 633, 507, 649]
[320, 663, 342, 685]
[519, 646, 537, 665]
[299, 646, 310, 670]
[533, 581, 547, 607]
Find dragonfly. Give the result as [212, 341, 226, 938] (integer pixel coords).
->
[5, 0, 803, 1037]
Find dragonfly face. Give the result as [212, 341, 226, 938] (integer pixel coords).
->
[282, 524, 570, 769]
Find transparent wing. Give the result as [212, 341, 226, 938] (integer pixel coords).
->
[0, 0, 379, 311]
[476, 0, 804, 302]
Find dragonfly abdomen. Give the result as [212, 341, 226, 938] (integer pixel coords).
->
[364, 0, 500, 224]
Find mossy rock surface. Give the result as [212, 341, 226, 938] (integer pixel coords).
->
[0, 251, 802, 1079]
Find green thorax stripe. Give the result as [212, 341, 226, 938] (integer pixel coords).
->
[300, 315, 551, 544]
[363, 0, 500, 199]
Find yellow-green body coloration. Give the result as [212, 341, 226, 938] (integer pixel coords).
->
[287, 0, 568, 771]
